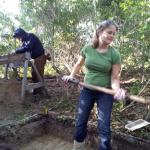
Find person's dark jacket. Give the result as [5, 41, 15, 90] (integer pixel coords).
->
[13, 28, 45, 59]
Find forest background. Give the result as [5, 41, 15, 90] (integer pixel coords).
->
[0, 0, 149, 79]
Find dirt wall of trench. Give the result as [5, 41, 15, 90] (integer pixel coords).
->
[0, 112, 150, 150]
[0, 79, 150, 150]
[0, 79, 23, 120]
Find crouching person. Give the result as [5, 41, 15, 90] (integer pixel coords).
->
[13, 28, 47, 95]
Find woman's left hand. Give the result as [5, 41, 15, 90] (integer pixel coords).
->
[114, 88, 126, 101]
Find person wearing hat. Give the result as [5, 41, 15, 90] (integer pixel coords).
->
[13, 28, 47, 95]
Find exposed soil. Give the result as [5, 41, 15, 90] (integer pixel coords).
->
[20, 135, 74, 150]
[0, 75, 150, 145]
[0, 79, 23, 123]
[0, 77, 78, 124]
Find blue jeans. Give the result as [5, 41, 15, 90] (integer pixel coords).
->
[74, 87, 114, 150]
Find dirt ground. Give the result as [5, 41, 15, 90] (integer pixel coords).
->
[0, 76, 150, 142]
[0, 77, 81, 150]
[0, 79, 23, 124]
[20, 135, 74, 150]
[0, 77, 78, 125]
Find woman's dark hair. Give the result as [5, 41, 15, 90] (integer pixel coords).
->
[92, 20, 118, 48]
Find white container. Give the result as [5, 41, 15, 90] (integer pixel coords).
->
[125, 119, 150, 131]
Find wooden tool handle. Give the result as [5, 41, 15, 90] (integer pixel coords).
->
[79, 82, 150, 104]
[126, 94, 150, 104]
[65, 77, 150, 104]
[79, 82, 115, 95]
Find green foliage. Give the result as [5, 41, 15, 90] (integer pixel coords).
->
[0, 0, 149, 80]
[44, 64, 58, 76]
[113, 101, 124, 111]
[118, 0, 150, 72]
[130, 81, 142, 95]
[0, 11, 16, 55]
[0, 66, 4, 78]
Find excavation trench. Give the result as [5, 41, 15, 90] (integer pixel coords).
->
[0, 79, 150, 150]
[0, 112, 150, 150]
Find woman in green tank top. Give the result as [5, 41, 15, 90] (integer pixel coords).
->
[63, 20, 126, 150]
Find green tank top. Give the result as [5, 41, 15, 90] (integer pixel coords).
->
[80, 44, 121, 87]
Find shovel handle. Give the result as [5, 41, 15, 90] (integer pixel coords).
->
[79, 82, 115, 95]
[67, 77, 150, 104]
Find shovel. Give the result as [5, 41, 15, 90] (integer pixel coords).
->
[63, 77, 150, 104]
[62, 76, 150, 130]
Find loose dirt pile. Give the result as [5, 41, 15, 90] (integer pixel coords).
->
[0, 77, 78, 124]
[0, 79, 23, 121]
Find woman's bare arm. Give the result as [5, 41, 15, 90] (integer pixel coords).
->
[111, 64, 121, 90]
[70, 55, 85, 77]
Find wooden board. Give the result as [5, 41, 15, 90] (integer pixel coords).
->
[0, 53, 27, 65]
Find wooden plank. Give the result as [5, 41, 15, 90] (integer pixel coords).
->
[8, 53, 26, 62]
[26, 82, 44, 91]
[29, 61, 49, 97]
[0, 53, 30, 65]
[21, 60, 29, 99]
[0, 55, 25, 65]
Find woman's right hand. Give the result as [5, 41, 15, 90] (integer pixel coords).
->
[62, 75, 74, 82]
[114, 88, 126, 101]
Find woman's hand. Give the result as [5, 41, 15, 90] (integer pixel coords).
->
[62, 75, 75, 82]
[114, 88, 126, 101]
